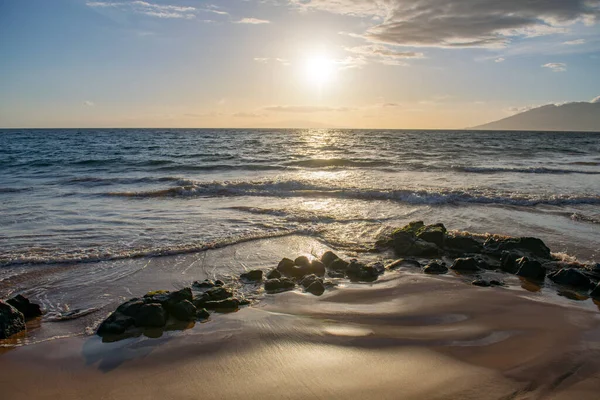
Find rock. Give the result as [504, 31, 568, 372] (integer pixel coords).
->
[193, 279, 217, 289]
[386, 258, 421, 270]
[515, 257, 546, 281]
[170, 300, 197, 321]
[490, 280, 505, 287]
[133, 304, 167, 327]
[329, 258, 350, 271]
[416, 223, 446, 247]
[500, 252, 521, 274]
[240, 270, 263, 282]
[451, 257, 480, 272]
[391, 229, 440, 257]
[309, 260, 326, 277]
[204, 299, 240, 313]
[423, 262, 448, 275]
[197, 308, 210, 320]
[266, 269, 282, 279]
[321, 251, 340, 267]
[395, 221, 425, 235]
[444, 235, 483, 253]
[299, 274, 321, 289]
[346, 260, 379, 282]
[6, 295, 42, 319]
[484, 236, 551, 259]
[294, 256, 311, 268]
[214, 280, 225, 287]
[115, 298, 146, 317]
[144, 288, 193, 315]
[306, 281, 325, 296]
[193, 287, 233, 308]
[327, 270, 345, 278]
[265, 278, 296, 293]
[276, 258, 296, 276]
[590, 284, 600, 300]
[0, 301, 26, 339]
[548, 268, 592, 290]
[472, 279, 491, 287]
[97, 312, 134, 336]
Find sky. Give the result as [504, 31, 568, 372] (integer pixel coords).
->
[1, 0, 600, 129]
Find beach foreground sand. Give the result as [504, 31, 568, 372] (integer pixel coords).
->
[2, 269, 600, 400]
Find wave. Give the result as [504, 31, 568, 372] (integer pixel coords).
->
[0, 229, 315, 267]
[105, 179, 600, 206]
[571, 212, 600, 225]
[285, 158, 392, 168]
[155, 164, 287, 172]
[0, 187, 32, 194]
[456, 166, 600, 175]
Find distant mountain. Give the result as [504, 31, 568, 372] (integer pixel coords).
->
[473, 101, 600, 132]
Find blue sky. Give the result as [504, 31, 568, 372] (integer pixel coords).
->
[1, 0, 600, 128]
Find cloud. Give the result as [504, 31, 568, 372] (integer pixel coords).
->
[232, 112, 266, 118]
[591, 95, 600, 103]
[235, 17, 270, 24]
[344, 44, 424, 66]
[86, 1, 197, 19]
[253, 57, 290, 65]
[542, 62, 567, 72]
[495, 57, 505, 62]
[563, 39, 586, 45]
[263, 105, 353, 113]
[83, 100, 95, 106]
[292, 0, 600, 48]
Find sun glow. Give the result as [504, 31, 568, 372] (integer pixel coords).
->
[304, 56, 335, 86]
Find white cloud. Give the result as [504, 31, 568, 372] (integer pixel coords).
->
[253, 57, 290, 65]
[495, 57, 505, 62]
[563, 39, 586, 45]
[542, 62, 567, 72]
[235, 18, 270, 24]
[84, 100, 95, 106]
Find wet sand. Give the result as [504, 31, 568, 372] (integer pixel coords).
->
[2, 270, 600, 400]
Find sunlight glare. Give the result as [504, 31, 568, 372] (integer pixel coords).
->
[304, 56, 335, 86]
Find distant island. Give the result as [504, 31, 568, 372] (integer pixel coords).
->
[473, 100, 600, 132]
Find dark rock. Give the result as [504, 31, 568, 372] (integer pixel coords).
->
[97, 312, 134, 336]
[367, 261, 386, 275]
[500, 252, 521, 274]
[590, 283, 600, 300]
[423, 262, 448, 275]
[264, 278, 296, 293]
[266, 269, 282, 279]
[416, 223, 446, 247]
[294, 256, 311, 268]
[306, 281, 325, 296]
[240, 270, 263, 282]
[309, 260, 326, 277]
[548, 268, 592, 290]
[134, 304, 167, 328]
[444, 235, 483, 253]
[299, 274, 321, 289]
[321, 251, 340, 267]
[329, 258, 350, 271]
[472, 279, 491, 287]
[277, 258, 296, 276]
[115, 298, 146, 317]
[451, 257, 480, 272]
[346, 260, 379, 282]
[327, 270, 345, 278]
[391, 230, 416, 255]
[6, 295, 42, 320]
[193, 287, 233, 308]
[386, 258, 421, 270]
[515, 257, 546, 281]
[192, 279, 217, 289]
[0, 301, 26, 339]
[490, 280, 505, 287]
[214, 280, 225, 287]
[204, 299, 239, 313]
[484, 236, 551, 259]
[197, 308, 210, 320]
[171, 300, 197, 322]
[395, 221, 425, 235]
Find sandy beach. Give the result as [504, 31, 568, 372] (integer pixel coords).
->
[2, 235, 600, 400]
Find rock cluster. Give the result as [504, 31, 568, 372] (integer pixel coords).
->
[0, 295, 42, 339]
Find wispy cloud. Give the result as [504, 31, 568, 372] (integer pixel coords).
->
[235, 18, 270, 24]
[263, 105, 353, 113]
[563, 39, 586, 45]
[83, 100, 95, 106]
[86, 1, 197, 19]
[253, 57, 290, 65]
[343, 44, 424, 66]
[495, 57, 505, 63]
[232, 112, 266, 118]
[542, 62, 567, 72]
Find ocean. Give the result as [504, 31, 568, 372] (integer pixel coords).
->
[1, 129, 600, 338]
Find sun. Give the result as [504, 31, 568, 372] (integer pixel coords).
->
[304, 56, 335, 86]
